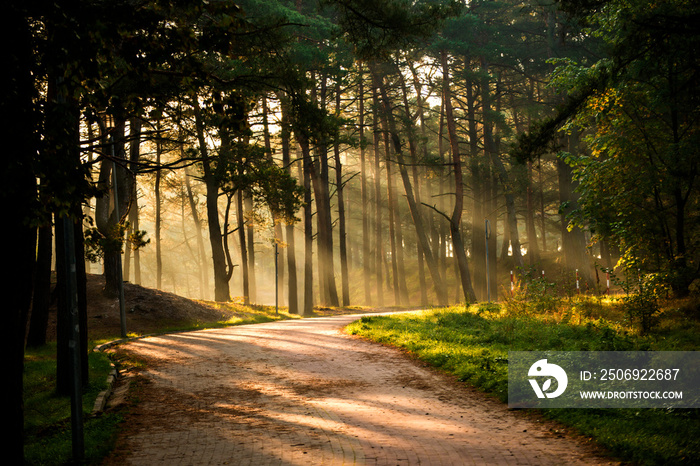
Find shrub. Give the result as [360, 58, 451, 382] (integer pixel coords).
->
[620, 273, 668, 334]
[503, 275, 560, 316]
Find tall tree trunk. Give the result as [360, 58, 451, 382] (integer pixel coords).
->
[518, 83, 541, 264]
[95, 119, 134, 298]
[465, 72, 487, 301]
[309, 74, 339, 307]
[237, 190, 250, 304]
[262, 95, 286, 304]
[485, 63, 524, 275]
[441, 50, 476, 303]
[372, 86, 384, 307]
[155, 126, 163, 289]
[358, 65, 372, 305]
[184, 165, 208, 299]
[373, 79, 401, 306]
[334, 86, 351, 306]
[56, 204, 90, 391]
[539, 157, 547, 253]
[298, 135, 315, 315]
[193, 97, 230, 302]
[5, 12, 36, 460]
[244, 191, 257, 303]
[559, 131, 591, 283]
[526, 160, 541, 263]
[279, 95, 299, 313]
[437, 97, 448, 283]
[404, 62, 429, 306]
[389, 62, 447, 305]
[26, 224, 53, 348]
[123, 118, 142, 283]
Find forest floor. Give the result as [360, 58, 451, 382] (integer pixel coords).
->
[79, 275, 620, 465]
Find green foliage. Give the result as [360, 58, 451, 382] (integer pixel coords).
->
[503, 267, 561, 316]
[84, 221, 149, 262]
[328, 0, 462, 60]
[548, 0, 700, 295]
[616, 270, 669, 335]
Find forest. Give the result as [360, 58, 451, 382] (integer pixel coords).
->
[4, 0, 699, 462]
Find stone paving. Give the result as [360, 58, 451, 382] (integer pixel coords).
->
[103, 312, 619, 465]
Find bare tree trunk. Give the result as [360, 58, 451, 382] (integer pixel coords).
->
[299, 136, 314, 315]
[155, 125, 163, 290]
[26, 223, 52, 348]
[465, 73, 487, 301]
[487, 72, 524, 274]
[184, 165, 208, 299]
[539, 157, 547, 253]
[193, 97, 230, 302]
[389, 62, 448, 305]
[237, 190, 250, 304]
[334, 87, 350, 306]
[262, 95, 286, 304]
[437, 97, 448, 283]
[358, 65, 372, 305]
[244, 191, 256, 303]
[95, 119, 135, 298]
[526, 160, 541, 263]
[372, 79, 401, 306]
[123, 118, 142, 283]
[279, 96, 299, 313]
[372, 85, 384, 307]
[441, 50, 476, 303]
[559, 131, 591, 283]
[309, 74, 340, 307]
[407, 60, 431, 305]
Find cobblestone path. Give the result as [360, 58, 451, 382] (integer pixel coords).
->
[103, 312, 618, 465]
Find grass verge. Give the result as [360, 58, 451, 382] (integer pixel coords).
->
[346, 301, 700, 465]
[24, 345, 118, 465]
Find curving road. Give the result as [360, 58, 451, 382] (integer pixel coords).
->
[103, 312, 618, 465]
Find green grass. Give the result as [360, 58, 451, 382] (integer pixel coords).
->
[346, 301, 700, 465]
[24, 344, 119, 465]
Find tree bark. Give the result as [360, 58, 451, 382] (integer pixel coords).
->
[386, 61, 448, 305]
[441, 50, 477, 303]
[372, 78, 402, 306]
[184, 165, 209, 299]
[279, 95, 299, 313]
[95, 119, 134, 298]
[464, 72, 487, 301]
[262, 95, 286, 304]
[193, 97, 230, 302]
[237, 190, 250, 304]
[244, 191, 257, 303]
[358, 65, 372, 305]
[298, 134, 315, 315]
[334, 86, 351, 306]
[372, 84, 385, 306]
[26, 223, 52, 348]
[155, 124, 163, 289]
[5, 11, 36, 460]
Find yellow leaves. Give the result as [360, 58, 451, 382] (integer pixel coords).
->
[587, 87, 621, 113]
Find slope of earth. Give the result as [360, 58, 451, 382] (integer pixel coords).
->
[44, 274, 366, 342]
